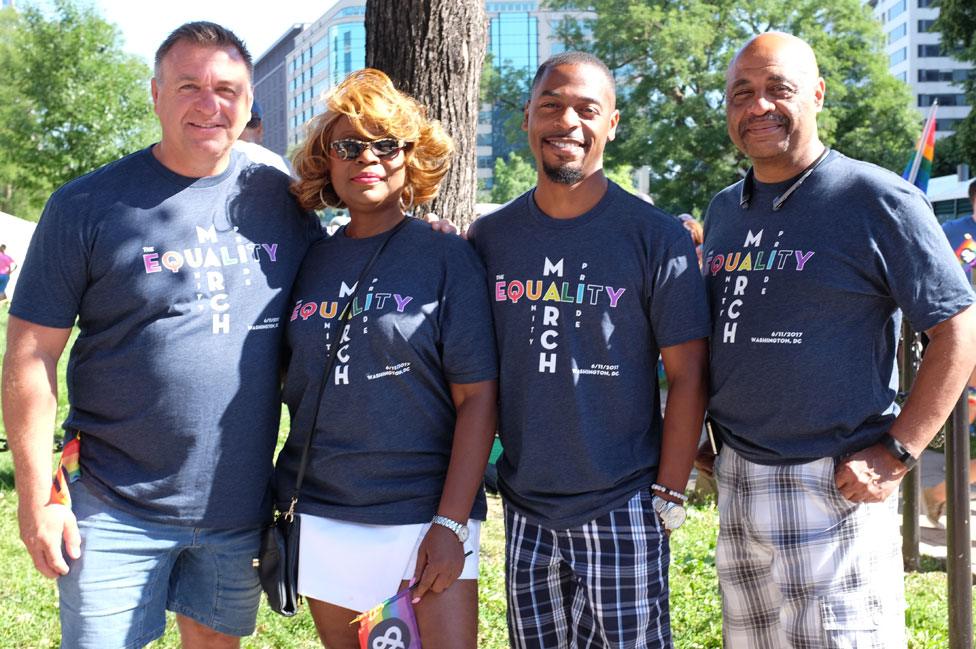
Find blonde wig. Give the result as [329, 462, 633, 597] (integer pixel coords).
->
[292, 68, 454, 211]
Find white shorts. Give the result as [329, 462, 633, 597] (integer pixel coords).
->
[297, 514, 481, 613]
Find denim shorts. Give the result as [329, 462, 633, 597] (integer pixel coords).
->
[58, 480, 263, 649]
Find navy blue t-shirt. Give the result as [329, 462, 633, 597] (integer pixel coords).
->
[11, 147, 322, 528]
[469, 182, 711, 528]
[703, 151, 975, 464]
[942, 214, 976, 261]
[275, 218, 497, 525]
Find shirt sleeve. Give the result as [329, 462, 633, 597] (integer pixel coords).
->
[647, 231, 712, 348]
[9, 190, 90, 328]
[437, 238, 498, 384]
[875, 190, 975, 332]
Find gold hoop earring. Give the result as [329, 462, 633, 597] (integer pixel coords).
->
[317, 183, 332, 209]
[398, 185, 415, 213]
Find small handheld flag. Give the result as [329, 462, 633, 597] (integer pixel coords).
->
[50, 433, 80, 507]
[352, 588, 422, 649]
[955, 234, 976, 269]
[902, 101, 937, 193]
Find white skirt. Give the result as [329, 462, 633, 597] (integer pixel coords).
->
[297, 514, 482, 613]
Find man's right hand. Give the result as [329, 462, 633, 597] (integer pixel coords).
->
[694, 440, 716, 477]
[19, 502, 80, 578]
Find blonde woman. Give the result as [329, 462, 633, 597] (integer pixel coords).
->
[274, 69, 497, 649]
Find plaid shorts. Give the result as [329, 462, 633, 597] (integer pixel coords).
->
[714, 446, 906, 649]
[504, 490, 671, 649]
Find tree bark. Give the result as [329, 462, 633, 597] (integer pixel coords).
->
[365, 0, 487, 227]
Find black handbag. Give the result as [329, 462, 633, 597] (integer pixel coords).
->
[257, 218, 408, 617]
[257, 508, 301, 616]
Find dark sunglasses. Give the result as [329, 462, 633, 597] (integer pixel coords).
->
[329, 138, 408, 161]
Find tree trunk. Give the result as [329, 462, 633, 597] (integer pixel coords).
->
[365, 0, 487, 228]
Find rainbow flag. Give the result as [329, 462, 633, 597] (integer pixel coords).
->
[352, 588, 422, 649]
[902, 102, 937, 193]
[955, 234, 976, 269]
[50, 434, 81, 507]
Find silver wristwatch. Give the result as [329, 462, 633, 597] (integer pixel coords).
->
[651, 495, 687, 531]
[431, 515, 469, 543]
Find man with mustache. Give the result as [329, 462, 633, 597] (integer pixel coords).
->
[468, 51, 709, 648]
[2, 22, 321, 648]
[698, 32, 976, 647]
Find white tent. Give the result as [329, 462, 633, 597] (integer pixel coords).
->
[0, 210, 37, 299]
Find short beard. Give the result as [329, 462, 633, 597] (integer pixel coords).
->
[543, 162, 584, 185]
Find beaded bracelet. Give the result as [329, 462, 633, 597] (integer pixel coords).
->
[651, 483, 688, 502]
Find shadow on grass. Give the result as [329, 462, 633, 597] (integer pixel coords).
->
[917, 554, 976, 586]
[0, 463, 14, 490]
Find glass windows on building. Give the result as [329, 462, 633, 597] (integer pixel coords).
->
[314, 35, 329, 58]
[312, 59, 329, 79]
[486, 2, 539, 11]
[917, 19, 936, 32]
[935, 118, 963, 132]
[489, 12, 538, 71]
[917, 0, 934, 7]
[918, 69, 973, 82]
[887, 0, 906, 22]
[918, 93, 967, 107]
[887, 22, 906, 45]
[487, 12, 539, 161]
[889, 47, 906, 66]
[918, 44, 943, 57]
[329, 22, 366, 87]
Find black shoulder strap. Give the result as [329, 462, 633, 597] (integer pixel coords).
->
[284, 217, 409, 515]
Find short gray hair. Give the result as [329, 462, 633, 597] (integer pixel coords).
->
[154, 21, 252, 80]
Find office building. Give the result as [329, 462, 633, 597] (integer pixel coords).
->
[253, 24, 305, 156]
[869, 0, 972, 137]
[285, 0, 366, 152]
[281, 0, 583, 185]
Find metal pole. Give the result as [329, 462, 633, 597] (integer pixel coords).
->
[946, 387, 972, 649]
[947, 266, 974, 649]
[900, 322, 921, 571]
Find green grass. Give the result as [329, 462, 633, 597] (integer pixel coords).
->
[0, 308, 963, 647]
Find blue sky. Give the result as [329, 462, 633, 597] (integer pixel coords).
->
[91, 0, 335, 65]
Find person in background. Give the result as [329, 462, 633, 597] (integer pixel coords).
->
[923, 177, 976, 526]
[939, 178, 976, 253]
[274, 68, 497, 649]
[233, 100, 293, 175]
[0, 243, 16, 303]
[678, 213, 704, 267]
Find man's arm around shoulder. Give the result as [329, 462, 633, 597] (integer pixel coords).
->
[2, 315, 79, 577]
[835, 305, 976, 502]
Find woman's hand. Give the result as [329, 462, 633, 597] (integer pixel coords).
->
[410, 523, 465, 603]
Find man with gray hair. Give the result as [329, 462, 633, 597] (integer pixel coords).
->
[3, 21, 320, 648]
[698, 32, 976, 647]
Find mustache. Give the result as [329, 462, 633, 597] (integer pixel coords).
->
[739, 114, 788, 136]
